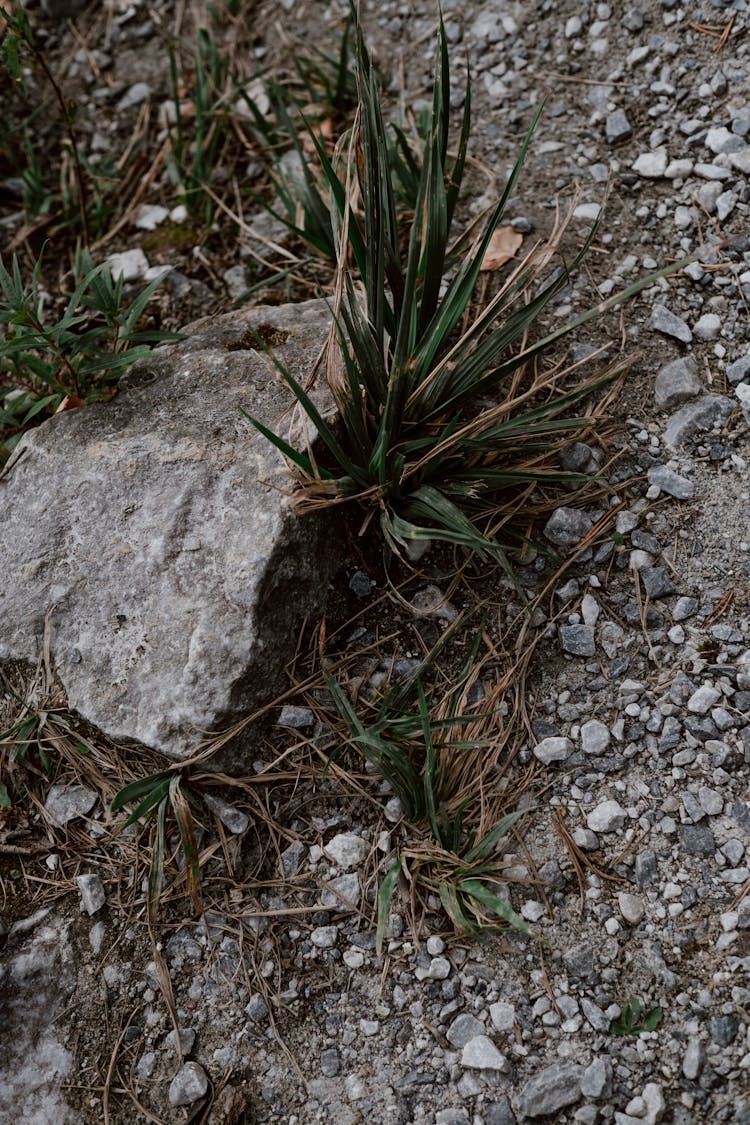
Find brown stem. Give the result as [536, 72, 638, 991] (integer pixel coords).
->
[31, 44, 90, 244]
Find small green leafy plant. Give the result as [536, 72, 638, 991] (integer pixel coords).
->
[0, 249, 177, 463]
[610, 996, 664, 1036]
[111, 770, 203, 918]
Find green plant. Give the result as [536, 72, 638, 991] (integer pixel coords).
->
[610, 997, 664, 1036]
[0, 679, 91, 806]
[111, 770, 203, 918]
[323, 626, 532, 945]
[166, 26, 233, 224]
[244, 13, 691, 576]
[0, 249, 177, 463]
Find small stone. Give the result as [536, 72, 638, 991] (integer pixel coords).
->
[560, 625, 596, 657]
[564, 943, 595, 979]
[729, 148, 750, 175]
[574, 203, 602, 223]
[310, 925, 338, 949]
[43, 784, 97, 827]
[587, 800, 626, 833]
[117, 82, 152, 110]
[693, 313, 721, 341]
[323, 832, 369, 870]
[706, 126, 744, 155]
[654, 356, 701, 407]
[447, 1013, 485, 1048]
[673, 597, 699, 621]
[651, 304, 692, 343]
[727, 355, 750, 385]
[580, 719, 610, 756]
[106, 248, 149, 282]
[647, 465, 694, 500]
[342, 948, 364, 969]
[320, 1048, 341, 1077]
[580, 997, 610, 1032]
[320, 872, 360, 909]
[606, 109, 632, 144]
[710, 1015, 739, 1046]
[280, 841, 307, 877]
[203, 794, 249, 834]
[489, 1001, 516, 1033]
[698, 786, 723, 816]
[618, 892, 645, 925]
[76, 873, 106, 915]
[642, 1083, 665, 1122]
[633, 150, 668, 178]
[416, 956, 451, 981]
[137, 1052, 155, 1079]
[461, 1035, 509, 1071]
[165, 1027, 196, 1054]
[89, 921, 106, 953]
[244, 992, 268, 1022]
[663, 396, 733, 449]
[517, 1061, 583, 1118]
[168, 1061, 208, 1107]
[639, 567, 674, 599]
[349, 570, 373, 598]
[277, 705, 314, 729]
[544, 507, 594, 550]
[688, 685, 721, 714]
[484, 1097, 517, 1125]
[635, 849, 658, 886]
[682, 1037, 704, 1081]
[533, 736, 573, 764]
[134, 204, 168, 231]
[581, 1057, 613, 1100]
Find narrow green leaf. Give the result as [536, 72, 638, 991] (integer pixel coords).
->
[376, 859, 403, 953]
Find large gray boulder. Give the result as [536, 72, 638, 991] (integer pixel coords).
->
[0, 299, 338, 758]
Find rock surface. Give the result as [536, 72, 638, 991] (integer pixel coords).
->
[0, 300, 337, 757]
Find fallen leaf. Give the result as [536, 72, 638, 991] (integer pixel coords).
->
[55, 395, 86, 413]
[480, 226, 523, 272]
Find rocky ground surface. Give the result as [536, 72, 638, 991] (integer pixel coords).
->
[3, 0, 750, 1122]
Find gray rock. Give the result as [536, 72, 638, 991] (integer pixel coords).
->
[710, 1015, 739, 1046]
[278, 705, 315, 729]
[447, 1012, 485, 1048]
[633, 150, 667, 178]
[654, 356, 701, 407]
[730, 149, 750, 175]
[165, 1027, 196, 1055]
[560, 625, 596, 657]
[461, 1035, 509, 1071]
[682, 1037, 704, 1080]
[517, 1060, 582, 1118]
[639, 567, 675, 599]
[580, 997, 611, 1032]
[323, 832, 369, 870]
[693, 313, 722, 341]
[705, 126, 744, 155]
[485, 1096, 517, 1125]
[203, 794, 249, 834]
[663, 396, 734, 449]
[75, 874, 105, 915]
[116, 82, 152, 110]
[320, 872, 360, 909]
[244, 992, 269, 1022]
[543, 507, 594, 550]
[310, 925, 338, 949]
[727, 355, 750, 385]
[606, 109, 632, 144]
[581, 1057, 613, 1099]
[587, 800, 626, 833]
[168, 1061, 208, 1107]
[0, 301, 337, 758]
[43, 784, 97, 828]
[635, 849, 658, 886]
[651, 305, 692, 343]
[580, 719, 610, 756]
[618, 892, 645, 925]
[320, 1048, 341, 1077]
[687, 685, 720, 714]
[0, 913, 76, 1123]
[647, 465, 694, 500]
[533, 736, 573, 764]
[673, 597, 699, 621]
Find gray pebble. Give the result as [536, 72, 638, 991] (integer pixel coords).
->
[682, 1037, 705, 1081]
[663, 396, 733, 449]
[447, 1012, 485, 1048]
[651, 304, 692, 343]
[580, 1057, 613, 1099]
[517, 1060, 583, 1118]
[245, 992, 269, 1022]
[647, 465, 694, 500]
[43, 784, 97, 828]
[543, 507, 594, 550]
[461, 1035, 509, 1071]
[727, 355, 750, 385]
[710, 1015, 739, 1046]
[606, 109, 632, 144]
[278, 705, 314, 729]
[533, 736, 573, 764]
[639, 567, 675, 599]
[168, 1061, 208, 1107]
[654, 356, 701, 408]
[673, 597, 699, 621]
[76, 873, 106, 915]
[484, 1096, 517, 1125]
[320, 1047, 341, 1077]
[560, 625, 596, 657]
[587, 800, 626, 833]
[580, 720, 610, 756]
